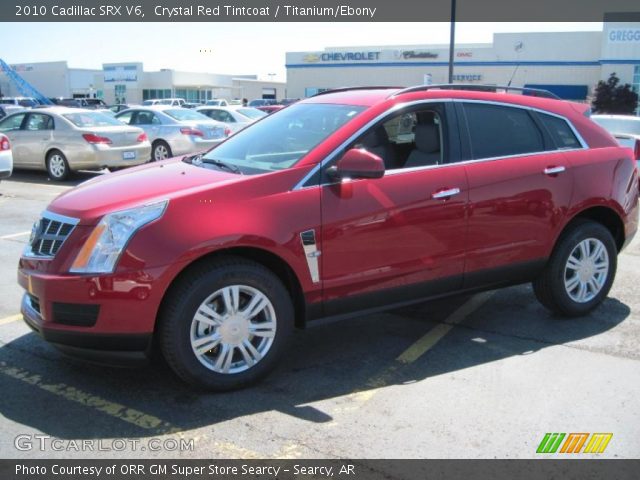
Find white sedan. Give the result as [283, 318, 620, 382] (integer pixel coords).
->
[195, 106, 267, 134]
[0, 134, 13, 181]
[592, 114, 640, 165]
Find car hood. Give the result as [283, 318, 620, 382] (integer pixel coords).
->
[48, 159, 240, 223]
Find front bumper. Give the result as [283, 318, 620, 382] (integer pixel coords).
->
[21, 294, 152, 366]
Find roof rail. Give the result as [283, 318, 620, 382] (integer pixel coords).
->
[390, 84, 561, 100]
[312, 86, 404, 97]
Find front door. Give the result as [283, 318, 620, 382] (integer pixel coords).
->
[320, 103, 469, 315]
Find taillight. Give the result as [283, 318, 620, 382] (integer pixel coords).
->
[180, 127, 204, 137]
[0, 136, 9, 151]
[82, 133, 112, 144]
[136, 132, 148, 142]
[224, 127, 232, 137]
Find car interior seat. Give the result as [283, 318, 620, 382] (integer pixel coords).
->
[404, 123, 441, 168]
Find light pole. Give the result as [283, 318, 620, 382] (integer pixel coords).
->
[448, 0, 456, 83]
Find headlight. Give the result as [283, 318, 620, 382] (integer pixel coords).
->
[70, 201, 168, 274]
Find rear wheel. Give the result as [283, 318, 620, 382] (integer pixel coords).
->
[152, 141, 172, 161]
[533, 220, 617, 317]
[46, 150, 70, 181]
[159, 257, 294, 390]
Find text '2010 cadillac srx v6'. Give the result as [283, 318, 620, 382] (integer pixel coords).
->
[18, 85, 639, 390]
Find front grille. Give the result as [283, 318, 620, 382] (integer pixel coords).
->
[27, 212, 79, 258]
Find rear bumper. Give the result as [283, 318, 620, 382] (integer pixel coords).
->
[68, 144, 151, 170]
[21, 293, 151, 366]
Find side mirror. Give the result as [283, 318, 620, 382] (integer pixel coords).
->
[328, 148, 385, 180]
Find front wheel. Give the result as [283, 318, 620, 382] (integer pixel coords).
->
[158, 257, 294, 390]
[533, 220, 617, 317]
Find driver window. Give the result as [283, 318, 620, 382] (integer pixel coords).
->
[353, 107, 445, 170]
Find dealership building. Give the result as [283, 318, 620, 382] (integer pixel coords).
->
[0, 61, 286, 103]
[286, 20, 640, 102]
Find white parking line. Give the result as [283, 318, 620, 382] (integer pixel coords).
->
[0, 231, 30, 240]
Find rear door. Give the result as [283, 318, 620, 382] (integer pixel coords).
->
[458, 101, 574, 287]
[19, 113, 55, 168]
[320, 102, 469, 314]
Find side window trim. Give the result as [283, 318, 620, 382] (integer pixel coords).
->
[455, 99, 587, 163]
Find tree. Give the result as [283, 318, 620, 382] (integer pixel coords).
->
[592, 73, 639, 114]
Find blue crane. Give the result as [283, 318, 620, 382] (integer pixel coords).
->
[0, 59, 54, 105]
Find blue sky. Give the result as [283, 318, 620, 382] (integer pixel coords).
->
[0, 22, 601, 80]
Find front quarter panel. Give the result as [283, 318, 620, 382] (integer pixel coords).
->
[121, 166, 323, 303]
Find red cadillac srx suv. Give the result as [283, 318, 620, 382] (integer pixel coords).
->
[18, 86, 639, 390]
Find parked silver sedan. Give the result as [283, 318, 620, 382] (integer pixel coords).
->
[0, 107, 151, 181]
[115, 106, 228, 161]
[196, 106, 267, 134]
[0, 133, 12, 181]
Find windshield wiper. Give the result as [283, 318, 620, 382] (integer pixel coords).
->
[201, 158, 243, 174]
[182, 154, 242, 174]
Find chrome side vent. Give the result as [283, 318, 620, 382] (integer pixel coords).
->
[300, 229, 321, 284]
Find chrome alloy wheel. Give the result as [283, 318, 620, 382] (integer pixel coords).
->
[154, 144, 169, 160]
[563, 238, 609, 303]
[49, 154, 67, 178]
[190, 285, 277, 374]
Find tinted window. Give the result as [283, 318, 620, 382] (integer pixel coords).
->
[0, 113, 26, 132]
[116, 111, 134, 124]
[25, 114, 54, 131]
[463, 103, 544, 159]
[538, 113, 582, 149]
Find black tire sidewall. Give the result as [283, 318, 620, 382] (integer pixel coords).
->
[161, 261, 294, 391]
[546, 221, 617, 316]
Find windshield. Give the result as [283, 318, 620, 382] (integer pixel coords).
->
[63, 111, 124, 127]
[164, 109, 210, 121]
[236, 108, 267, 120]
[593, 117, 640, 136]
[202, 103, 365, 174]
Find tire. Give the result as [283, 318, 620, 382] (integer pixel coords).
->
[46, 150, 71, 181]
[533, 219, 617, 317]
[152, 140, 172, 161]
[158, 256, 294, 391]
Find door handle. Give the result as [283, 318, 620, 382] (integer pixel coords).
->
[543, 166, 566, 175]
[432, 187, 461, 200]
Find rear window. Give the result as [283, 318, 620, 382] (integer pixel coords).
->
[164, 109, 210, 121]
[537, 113, 582, 149]
[463, 103, 544, 159]
[237, 108, 267, 120]
[62, 111, 123, 127]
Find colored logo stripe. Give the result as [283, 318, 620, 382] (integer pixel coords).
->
[537, 433, 613, 454]
[537, 433, 566, 453]
[584, 433, 613, 454]
[560, 433, 589, 453]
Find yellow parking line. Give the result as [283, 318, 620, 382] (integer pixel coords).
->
[335, 291, 496, 413]
[0, 314, 22, 326]
[0, 231, 30, 240]
[396, 291, 495, 364]
[0, 361, 181, 435]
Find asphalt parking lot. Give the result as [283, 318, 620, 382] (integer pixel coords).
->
[0, 171, 639, 459]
